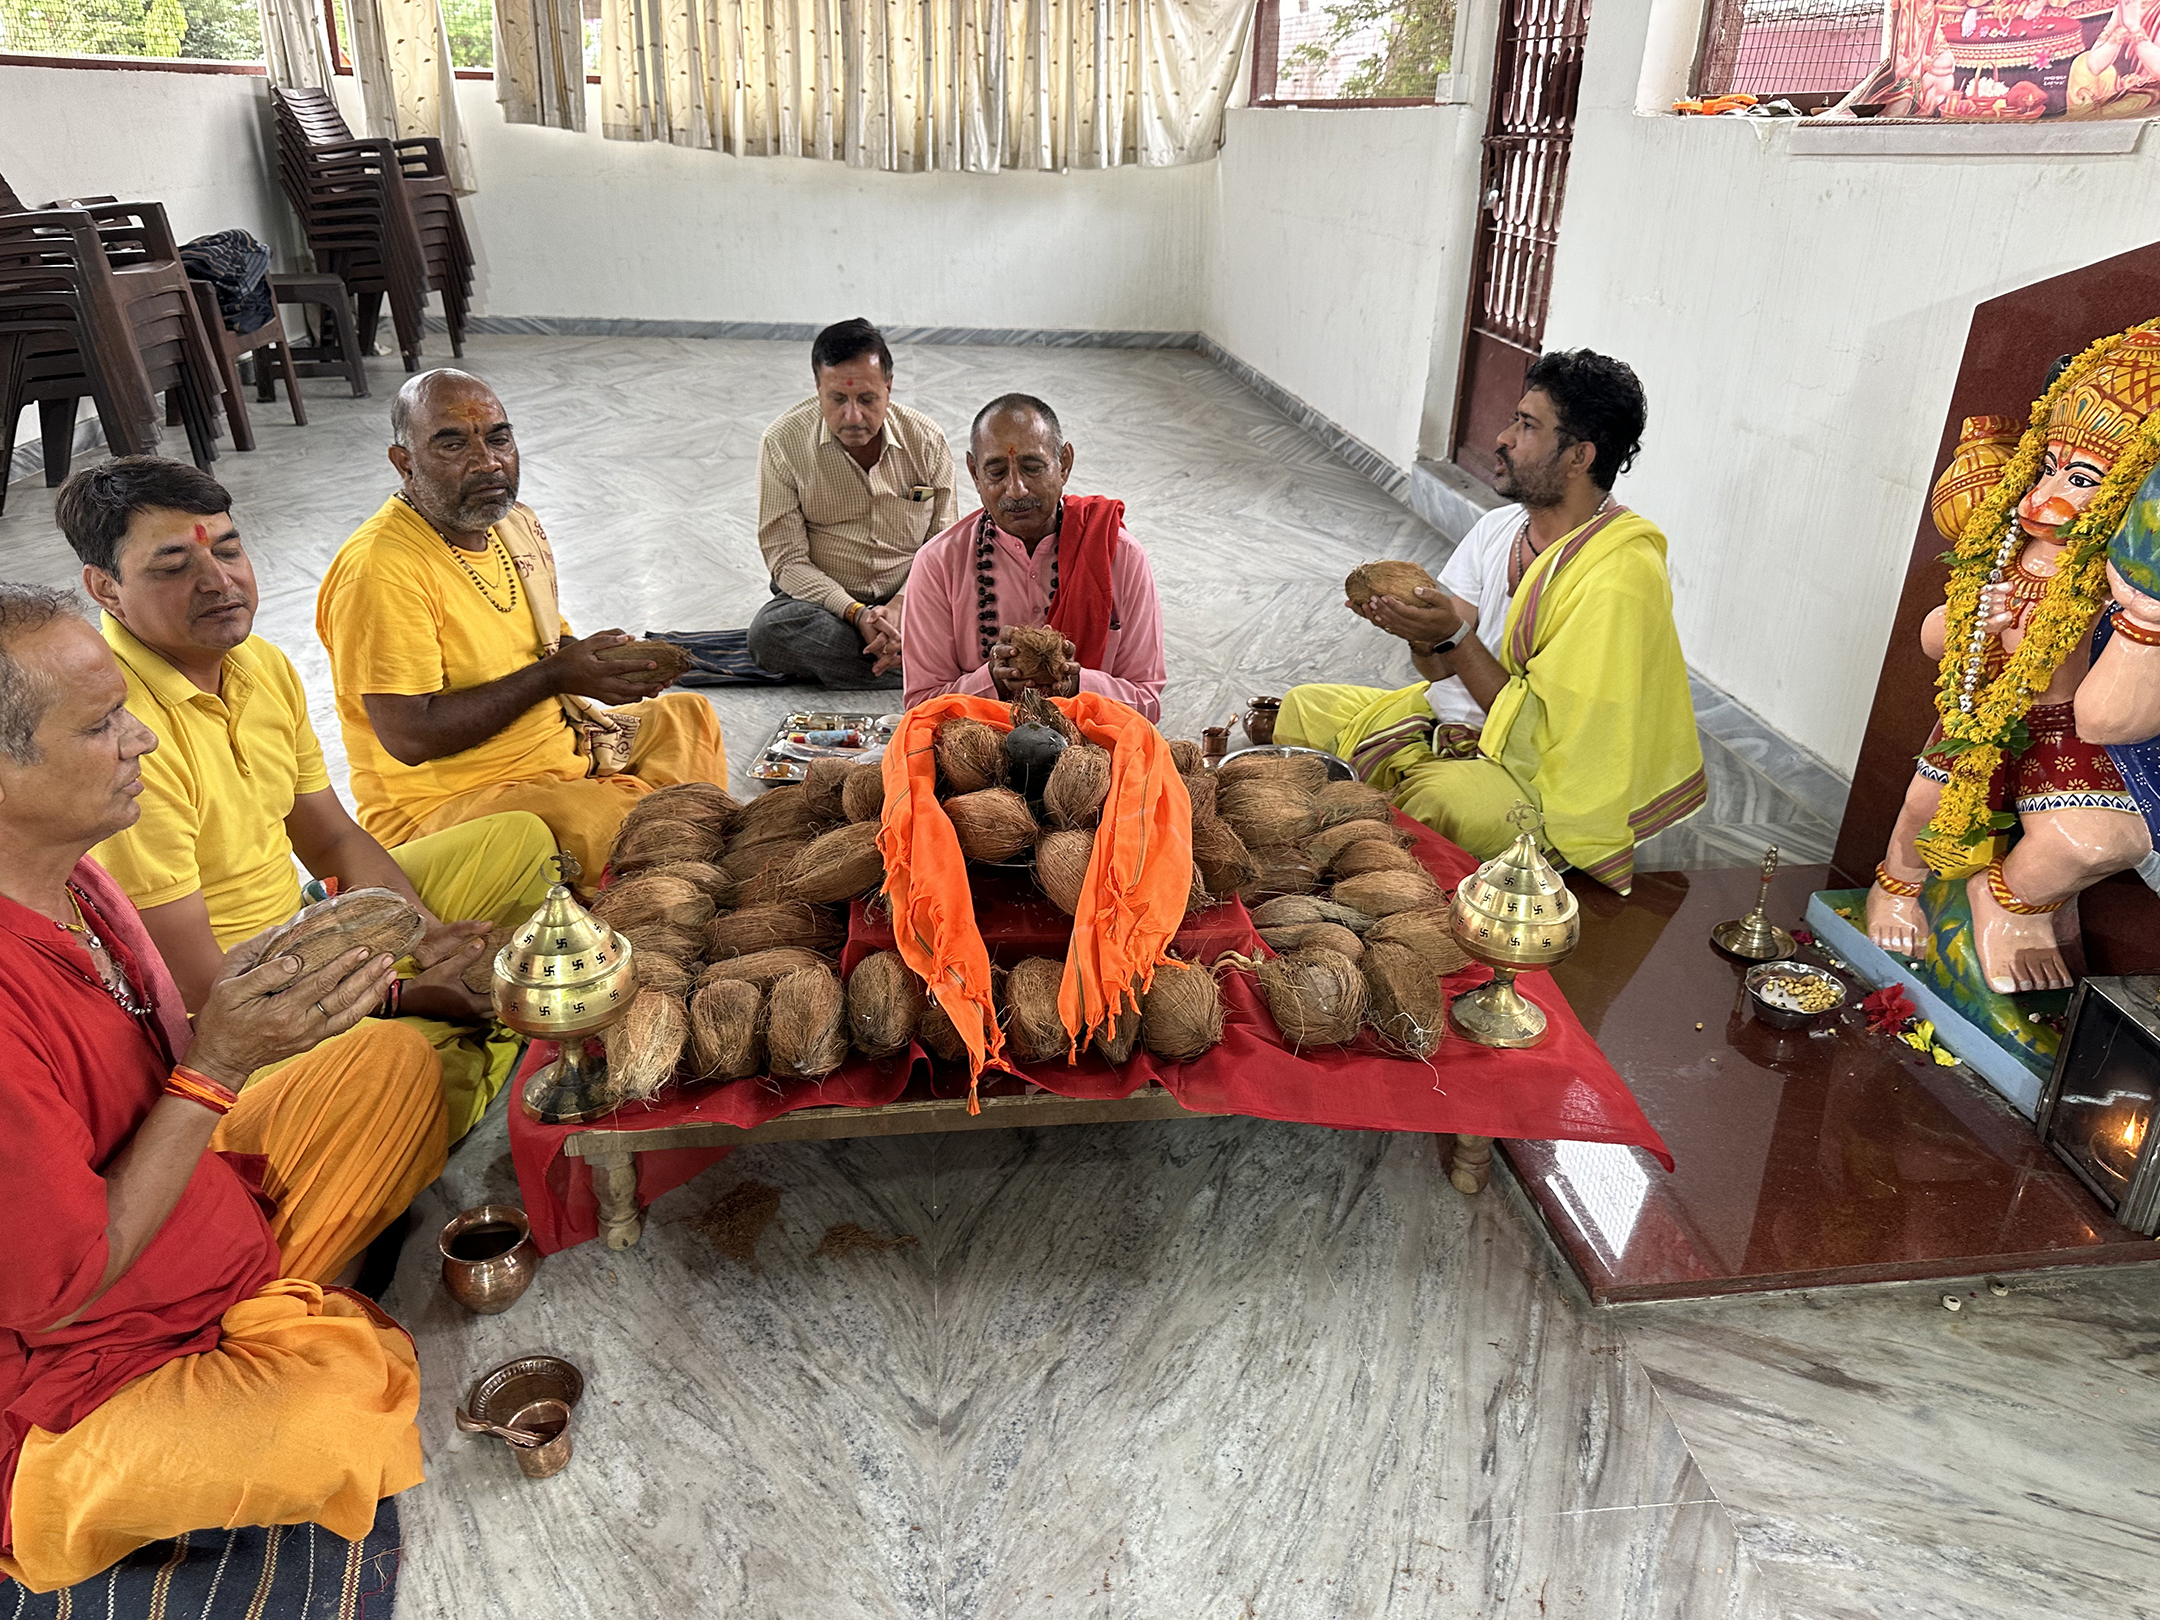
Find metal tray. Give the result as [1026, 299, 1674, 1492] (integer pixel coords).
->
[748, 710, 901, 783]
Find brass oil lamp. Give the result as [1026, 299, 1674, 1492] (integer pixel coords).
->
[1449, 804, 1580, 1048]
[496, 855, 638, 1125]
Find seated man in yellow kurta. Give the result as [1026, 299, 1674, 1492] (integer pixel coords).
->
[56, 456, 557, 1140]
[317, 370, 727, 882]
[1278, 351, 1704, 895]
[0, 585, 445, 1592]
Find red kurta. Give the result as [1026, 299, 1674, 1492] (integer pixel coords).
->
[0, 861, 279, 1547]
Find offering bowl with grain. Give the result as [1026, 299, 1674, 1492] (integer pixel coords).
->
[1744, 961, 1848, 1031]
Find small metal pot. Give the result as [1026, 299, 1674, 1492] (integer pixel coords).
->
[458, 1355, 586, 1480]
[1241, 696, 1281, 747]
[439, 1204, 540, 1314]
[503, 1398, 574, 1479]
[1743, 961, 1848, 1031]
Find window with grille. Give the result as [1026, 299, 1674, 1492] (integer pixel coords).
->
[1251, 0, 1456, 105]
[0, 0, 264, 62]
[1696, 0, 1886, 105]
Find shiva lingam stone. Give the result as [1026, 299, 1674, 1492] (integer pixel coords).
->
[1710, 844, 1796, 962]
[1448, 803, 1580, 1049]
[496, 854, 638, 1126]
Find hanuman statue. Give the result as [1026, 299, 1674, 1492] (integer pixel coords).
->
[1865, 322, 2160, 995]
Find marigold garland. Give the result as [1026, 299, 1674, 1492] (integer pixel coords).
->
[1918, 319, 2160, 875]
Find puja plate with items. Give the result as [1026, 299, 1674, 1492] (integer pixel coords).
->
[1743, 960, 1849, 1031]
[749, 710, 901, 783]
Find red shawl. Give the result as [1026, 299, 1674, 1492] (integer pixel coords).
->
[1047, 495, 1124, 669]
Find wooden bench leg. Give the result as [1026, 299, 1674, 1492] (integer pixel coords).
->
[585, 1135, 644, 1250]
[1448, 1133, 1493, 1196]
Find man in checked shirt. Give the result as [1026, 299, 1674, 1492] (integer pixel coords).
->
[748, 318, 958, 687]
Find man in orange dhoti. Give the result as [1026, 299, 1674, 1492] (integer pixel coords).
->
[317, 370, 728, 881]
[0, 586, 449, 1592]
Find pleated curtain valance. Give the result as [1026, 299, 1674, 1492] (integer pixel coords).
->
[596, 0, 1255, 171]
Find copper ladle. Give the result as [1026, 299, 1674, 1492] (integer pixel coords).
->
[454, 1407, 558, 1448]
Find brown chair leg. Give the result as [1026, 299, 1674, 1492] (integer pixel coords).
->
[273, 339, 307, 425]
[355, 290, 383, 356]
[39, 397, 76, 485]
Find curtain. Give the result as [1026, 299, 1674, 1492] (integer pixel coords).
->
[496, 0, 590, 131]
[347, 0, 481, 194]
[254, 0, 334, 87]
[598, 0, 1252, 170]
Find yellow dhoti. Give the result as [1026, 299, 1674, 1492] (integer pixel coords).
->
[1, 1020, 447, 1593]
[402, 692, 726, 883]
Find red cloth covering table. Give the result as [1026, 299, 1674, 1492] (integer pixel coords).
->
[508, 813, 1672, 1252]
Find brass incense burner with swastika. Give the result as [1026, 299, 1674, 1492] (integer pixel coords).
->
[1448, 804, 1580, 1049]
[495, 855, 637, 1125]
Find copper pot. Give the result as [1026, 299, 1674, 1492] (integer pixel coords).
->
[457, 1356, 585, 1481]
[1242, 696, 1281, 747]
[439, 1204, 540, 1314]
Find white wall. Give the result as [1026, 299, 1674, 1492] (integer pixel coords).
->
[1542, 0, 2160, 770]
[1207, 105, 1476, 470]
[443, 81, 1213, 333]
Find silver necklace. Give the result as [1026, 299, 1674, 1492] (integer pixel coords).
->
[58, 886, 155, 1017]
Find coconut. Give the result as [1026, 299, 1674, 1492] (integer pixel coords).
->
[706, 902, 846, 959]
[935, 717, 1006, 795]
[460, 921, 520, 995]
[767, 964, 849, 1078]
[1258, 921, 1366, 960]
[688, 977, 765, 1081]
[1217, 752, 1331, 794]
[628, 779, 743, 836]
[1313, 779, 1394, 828]
[602, 988, 688, 1102]
[1043, 744, 1111, 830]
[1249, 893, 1376, 934]
[1256, 946, 1368, 1047]
[1092, 987, 1144, 1065]
[1362, 941, 1446, 1057]
[595, 636, 697, 684]
[1307, 817, 1413, 873]
[1009, 685, 1081, 743]
[1184, 861, 1213, 919]
[1330, 840, 1424, 880]
[1238, 843, 1322, 905]
[1217, 777, 1322, 848]
[1191, 816, 1259, 898]
[736, 783, 835, 844]
[947, 787, 1039, 864]
[1366, 909, 1472, 977]
[841, 763, 886, 824]
[1167, 738, 1203, 775]
[917, 995, 967, 1064]
[1006, 624, 1072, 688]
[1331, 868, 1445, 920]
[633, 950, 693, 995]
[719, 834, 808, 885]
[618, 922, 705, 972]
[697, 947, 833, 992]
[1183, 770, 1218, 822]
[1139, 959, 1224, 1062]
[258, 887, 427, 978]
[784, 821, 886, 904]
[612, 813, 726, 873]
[640, 859, 739, 907]
[592, 871, 716, 939]
[1033, 828, 1095, 915]
[1001, 956, 1070, 1065]
[846, 950, 926, 1060]
[1344, 559, 1439, 610]
[798, 756, 855, 820]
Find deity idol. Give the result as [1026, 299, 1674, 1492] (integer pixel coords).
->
[1865, 323, 2160, 994]
[2075, 463, 2160, 810]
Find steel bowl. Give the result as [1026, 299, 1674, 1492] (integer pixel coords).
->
[1744, 960, 1849, 1031]
[1216, 744, 1355, 782]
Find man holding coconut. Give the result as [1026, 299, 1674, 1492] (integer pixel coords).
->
[1276, 351, 1701, 895]
[900, 393, 1167, 721]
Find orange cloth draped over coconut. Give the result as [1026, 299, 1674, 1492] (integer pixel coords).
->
[877, 693, 1192, 1110]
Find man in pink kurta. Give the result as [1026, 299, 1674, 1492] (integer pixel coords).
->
[900, 393, 1166, 719]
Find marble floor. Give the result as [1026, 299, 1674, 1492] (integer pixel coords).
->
[6, 338, 2152, 1619]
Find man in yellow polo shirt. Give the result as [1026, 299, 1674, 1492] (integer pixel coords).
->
[316, 369, 727, 881]
[56, 456, 558, 1139]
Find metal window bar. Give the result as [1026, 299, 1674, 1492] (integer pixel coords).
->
[1697, 0, 1885, 101]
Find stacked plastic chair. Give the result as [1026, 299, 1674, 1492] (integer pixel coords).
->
[0, 174, 223, 510]
[272, 88, 472, 373]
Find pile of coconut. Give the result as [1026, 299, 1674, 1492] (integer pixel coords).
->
[1208, 749, 1469, 1059]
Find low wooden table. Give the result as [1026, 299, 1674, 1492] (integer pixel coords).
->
[559, 1082, 1494, 1249]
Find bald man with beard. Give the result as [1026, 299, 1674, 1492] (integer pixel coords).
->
[316, 369, 727, 880]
